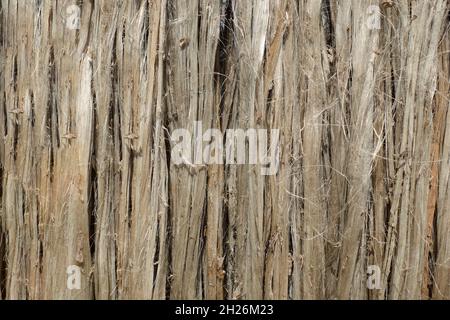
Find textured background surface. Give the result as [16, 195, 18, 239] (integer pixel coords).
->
[0, 0, 449, 299]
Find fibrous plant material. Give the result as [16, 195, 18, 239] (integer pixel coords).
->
[0, 0, 449, 300]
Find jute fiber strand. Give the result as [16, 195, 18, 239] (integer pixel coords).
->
[0, 0, 449, 300]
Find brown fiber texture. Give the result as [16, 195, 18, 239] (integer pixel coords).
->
[0, 0, 449, 300]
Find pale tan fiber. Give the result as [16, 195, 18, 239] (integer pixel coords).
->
[0, 0, 449, 300]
